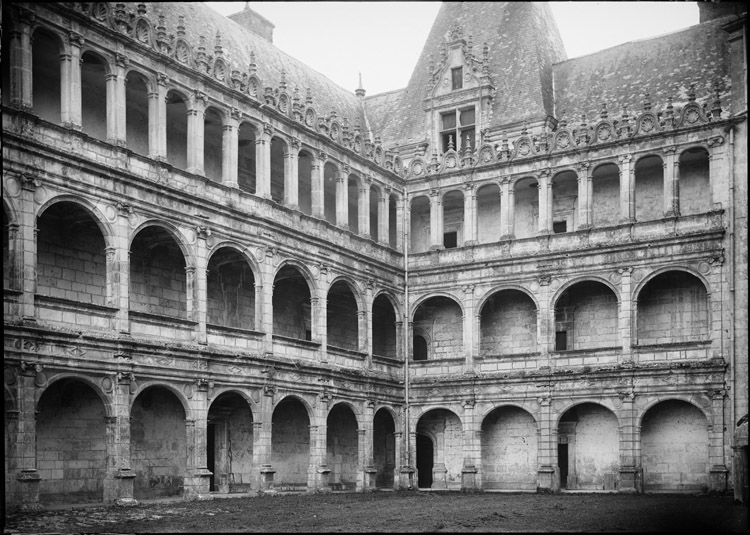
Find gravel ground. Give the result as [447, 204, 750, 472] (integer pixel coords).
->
[3, 491, 748, 533]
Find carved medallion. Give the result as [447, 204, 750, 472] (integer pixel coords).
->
[175, 42, 190, 64]
[305, 108, 315, 127]
[517, 139, 531, 156]
[556, 132, 570, 149]
[596, 124, 611, 141]
[214, 60, 226, 81]
[639, 115, 654, 133]
[135, 20, 150, 43]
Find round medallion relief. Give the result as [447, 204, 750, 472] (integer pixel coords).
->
[556, 132, 570, 149]
[640, 115, 654, 132]
[597, 124, 611, 141]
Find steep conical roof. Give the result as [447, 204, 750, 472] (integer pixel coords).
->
[372, 2, 566, 149]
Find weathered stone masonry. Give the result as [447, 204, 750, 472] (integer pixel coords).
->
[2, 1, 748, 510]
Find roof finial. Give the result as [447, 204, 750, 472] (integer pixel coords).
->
[355, 72, 366, 98]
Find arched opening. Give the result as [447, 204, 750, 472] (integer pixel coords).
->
[32, 28, 62, 123]
[131, 386, 187, 499]
[37, 202, 107, 306]
[323, 163, 337, 225]
[372, 294, 397, 359]
[554, 281, 618, 351]
[513, 177, 538, 239]
[410, 195, 430, 254]
[125, 71, 149, 155]
[641, 400, 708, 492]
[166, 91, 188, 170]
[416, 434, 434, 488]
[1, 18, 11, 107]
[298, 150, 313, 215]
[207, 392, 253, 493]
[480, 289, 537, 356]
[373, 409, 396, 488]
[272, 397, 310, 490]
[551, 171, 578, 233]
[635, 155, 664, 221]
[348, 175, 359, 233]
[206, 248, 256, 331]
[481, 406, 538, 490]
[203, 107, 223, 182]
[37, 379, 107, 504]
[80, 51, 108, 141]
[369, 184, 380, 241]
[273, 265, 311, 341]
[129, 226, 187, 319]
[477, 183, 501, 244]
[636, 271, 709, 345]
[237, 122, 257, 194]
[327, 404, 359, 490]
[413, 335, 428, 361]
[270, 137, 285, 204]
[416, 409, 463, 489]
[557, 404, 619, 490]
[442, 190, 464, 248]
[412, 296, 463, 360]
[327, 280, 359, 352]
[679, 147, 711, 215]
[592, 163, 620, 227]
[389, 194, 398, 249]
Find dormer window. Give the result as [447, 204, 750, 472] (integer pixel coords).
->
[440, 107, 475, 153]
[451, 67, 463, 90]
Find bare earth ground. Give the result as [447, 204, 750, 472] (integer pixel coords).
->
[4, 491, 748, 533]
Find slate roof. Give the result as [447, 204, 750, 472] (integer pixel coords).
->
[552, 18, 733, 121]
[130, 2, 368, 130]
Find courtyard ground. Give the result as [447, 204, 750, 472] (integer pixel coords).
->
[3, 491, 748, 533]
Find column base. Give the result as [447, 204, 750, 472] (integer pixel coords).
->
[399, 466, 416, 490]
[114, 498, 139, 506]
[709, 465, 729, 493]
[183, 468, 213, 501]
[431, 463, 448, 490]
[537, 465, 556, 492]
[461, 465, 479, 492]
[259, 465, 276, 493]
[618, 466, 640, 493]
[363, 466, 378, 491]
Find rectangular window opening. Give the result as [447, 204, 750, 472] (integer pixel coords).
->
[451, 67, 463, 90]
[443, 231, 458, 249]
[555, 330, 568, 351]
[553, 221, 567, 234]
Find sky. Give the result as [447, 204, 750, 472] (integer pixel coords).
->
[205, 2, 699, 96]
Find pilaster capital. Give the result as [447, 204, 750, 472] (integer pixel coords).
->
[16, 5, 36, 26]
[263, 122, 274, 137]
[192, 90, 208, 107]
[318, 150, 328, 162]
[617, 153, 633, 164]
[115, 53, 130, 69]
[537, 167, 551, 180]
[341, 164, 351, 175]
[290, 136, 301, 150]
[618, 266, 634, 276]
[662, 145, 677, 156]
[429, 188, 440, 199]
[19, 173, 41, 191]
[196, 225, 211, 240]
[67, 31, 85, 48]
[462, 399, 475, 409]
[230, 107, 242, 121]
[156, 72, 169, 87]
[707, 135, 724, 147]
[116, 202, 134, 217]
[538, 274, 552, 286]
[116, 371, 135, 384]
[500, 174, 512, 186]
[19, 361, 43, 376]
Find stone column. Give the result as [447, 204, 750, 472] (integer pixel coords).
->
[62, 31, 83, 129]
[10, 7, 34, 108]
[402, 430, 418, 489]
[113, 204, 132, 334]
[429, 189, 442, 250]
[315, 295, 327, 362]
[577, 161, 592, 229]
[617, 393, 639, 493]
[113, 54, 129, 146]
[183, 384, 213, 501]
[378, 187, 389, 246]
[185, 266, 196, 328]
[708, 390, 729, 492]
[537, 396, 556, 491]
[311, 151, 325, 218]
[361, 401, 377, 490]
[284, 137, 300, 209]
[663, 146, 680, 217]
[432, 428, 447, 489]
[150, 73, 168, 160]
[463, 183, 477, 245]
[186, 91, 207, 175]
[103, 375, 137, 504]
[537, 275, 553, 357]
[6, 365, 42, 510]
[256, 388, 276, 493]
[309, 404, 331, 492]
[194, 225, 209, 345]
[260, 252, 275, 352]
[619, 154, 635, 223]
[463, 284, 476, 370]
[222, 109, 240, 188]
[461, 400, 480, 492]
[105, 71, 119, 143]
[618, 267, 634, 363]
[335, 170, 349, 230]
[18, 174, 38, 321]
[395, 194, 404, 252]
[537, 169, 552, 234]
[359, 179, 370, 238]
[499, 177, 510, 239]
[364, 281, 374, 364]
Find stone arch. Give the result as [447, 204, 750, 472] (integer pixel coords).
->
[237, 119, 259, 194]
[410, 291, 465, 320]
[273, 259, 318, 298]
[326, 277, 362, 352]
[554, 399, 621, 428]
[270, 135, 287, 204]
[635, 395, 712, 430]
[128, 220, 195, 266]
[207, 390, 255, 493]
[273, 393, 315, 418]
[556, 401, 620, 490]
[203, 105, 226, 182]
[411, 294, 465, 360]
[271, 395, 312, 489]
[479, 287, 539, 356]
[481, 404, 539, 490]
[441, 188, 464, 248]
[79, 48, 111, 141]
[632, 266, 711, 301]
[478, 401, 539, 424]
[206, 242, 262, 280]
[166, 88, 190, 169]
[31, 25, 65, 123]
[592, 161, 621, 227]
[36, 195, 114, 248]
[415, 408, 464, 490]
[208, 387, 258, 412]
[409, 194, 431, 254]
[512, 175, 540, 239]
[327, 275, 365, 314]
[36, 376, 110, 504]
[206, 244, 259, 331]
[551, 169, 579, 233]
[476, 181, 501, 244]
[476, 283, 539, 314]
[129, 381, 193, 421]
[373, 289, 403, 324]
[639, 398, 710, 492]
[327, 402, 360, 490]
[679, 145, 712, 215]
[634, 153, 664, 222]
[124, 68, 151, 155]
[410, 405, 465, 427]
[551, 275, 621, 306]
[35, 373, 113, 417]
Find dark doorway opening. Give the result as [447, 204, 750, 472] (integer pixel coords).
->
[417, 434, 434, 488]
[558, 443, 568, 489]
[207, 423, 216, 491]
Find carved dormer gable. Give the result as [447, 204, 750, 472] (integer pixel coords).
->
[423, 23, 495, 157]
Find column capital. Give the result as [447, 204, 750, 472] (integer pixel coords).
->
[192, 90, 208, 107]
[662, 145, 678, 155]
[156, 72, 169, 87]
[15, 5, 36, 26]
[617, 153, 633, 164]
[290, 136, 301, 150]
[115, 53, 130, 69]
[318, 150, 327, 162]
[263, 122, 274, 137]
[230, 107, 242, 121]
[67, 31, 85, 48]
[196, 225, 211, 240]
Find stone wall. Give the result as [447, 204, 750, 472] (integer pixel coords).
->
[481, 407, 538, 489]
[326, 405, 359, 490]
[637, 272, 708, 345]
[130, 388, 186, 499]
[414, 297, 463, 359]
[480, 290, 537, 355]
[592, 165, 620, 227]
[206, 260, 256, 330]
[477, 184, 501, 243]
[129, 234, 187, 319]
[641, 400, 709, 491]
[272, 399, 310, 488]
[514, 179, 538, 238]
[679, 153, 711, 216]
[410, 196, 431, 253]
[417, 410, 464, 489]
[560, 404, 619, 490]
[36, 380, 106, 504]
[635, 158, 664, 222]
[557, 282, 618, 350]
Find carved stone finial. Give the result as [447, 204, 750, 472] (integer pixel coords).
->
[688, 83, 696, 102]
[711, 82, 722, 120]
[600, 102, 608, 120]
[643, 92, 651, 111]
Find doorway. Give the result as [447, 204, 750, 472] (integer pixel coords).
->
[417, 434, 434, 488]
[558, 443, 568, 489]
[207, 423, 216, 491]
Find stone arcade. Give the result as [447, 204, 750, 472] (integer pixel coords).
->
[3, 1, 748, 509]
